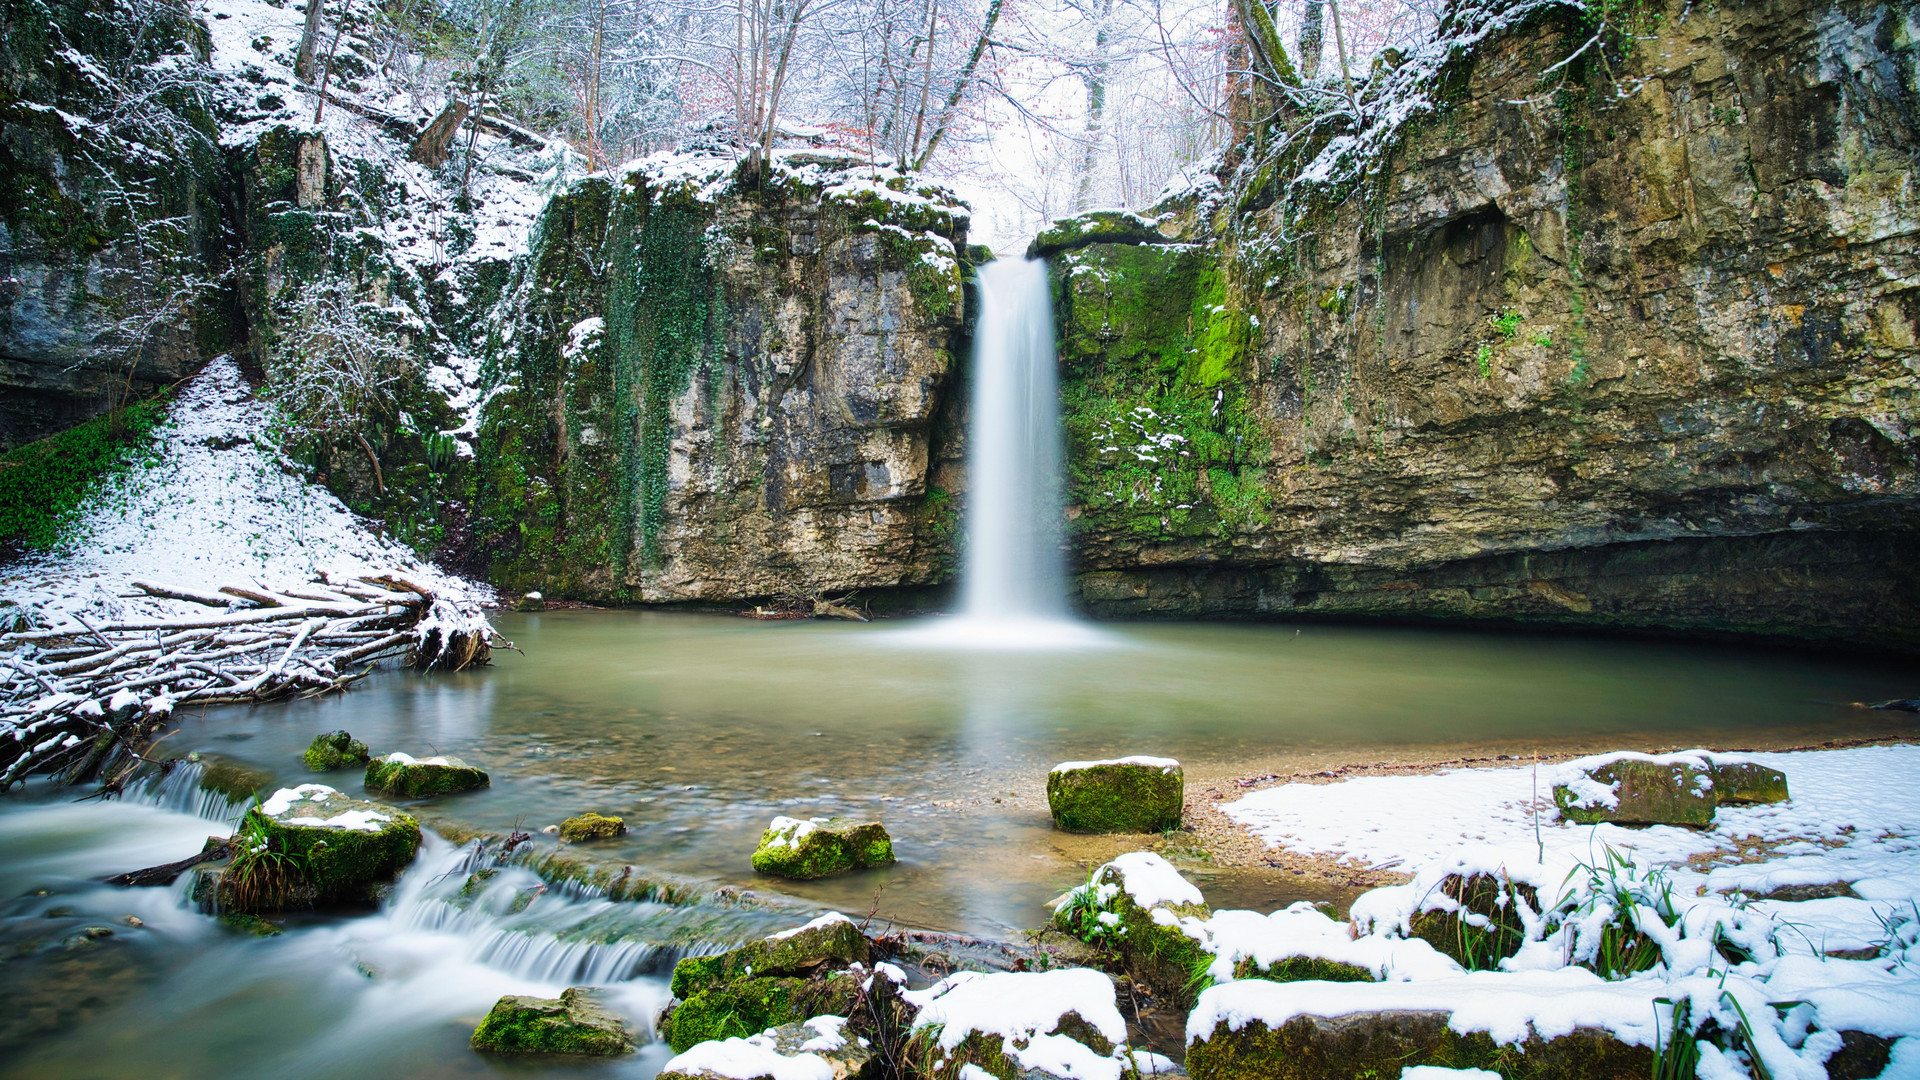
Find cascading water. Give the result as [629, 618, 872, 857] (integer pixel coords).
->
[961, 258, 1071, 624]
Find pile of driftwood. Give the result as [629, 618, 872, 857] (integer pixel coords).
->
[0, 573, 505, 790]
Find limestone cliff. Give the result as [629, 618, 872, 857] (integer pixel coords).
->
[1045, 0, 1920, 647]
[468, 157, 970, 602]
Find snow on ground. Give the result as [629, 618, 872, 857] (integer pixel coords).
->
[1200, 744, 1920, 1077]
[0, 355, 488, 629]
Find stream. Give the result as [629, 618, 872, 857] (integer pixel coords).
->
[2, 611, 1914, 1078]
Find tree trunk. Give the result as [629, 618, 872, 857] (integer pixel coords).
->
[409, 99, 470, 166]
[1070, 0, 1115, 214]
[1298, 0, 1324, 80]
[912, 0, 1005, 171]
[295, 0, 326, 82]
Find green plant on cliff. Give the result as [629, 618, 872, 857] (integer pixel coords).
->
[264, 275, 416, 493]
[0, 396, 170, 550]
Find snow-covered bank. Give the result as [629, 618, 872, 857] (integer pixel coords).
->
[1192, 745, 1920, 1078]
[0, 355, 489, 630]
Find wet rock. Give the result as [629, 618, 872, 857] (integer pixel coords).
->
[1826, 1031, 1895, 1079]
[217, 913, 283, 937]
[301, 730, 370, 772]
[1707, 761, 1789, 806]
[670, 913, 872, 999]
[559, 812, 627, 843]
[515, 591, 546, 612]
[1552, 757, 1715, 828]
[1052, 852, 1209, 1004]
[363, 753, 489, 797]
[662, 913, 875, 1053]
[1747, 881, 1858, 903]
[659, 1015, 875, 1080]
[1184, 1003, 1651, 1080]
[1046, 757, 1184, 833]
[223, 784, 421, 910]
[471, 985, 635, 1056]
[79, 925, 114, 939]
[750, 816, 894, 879]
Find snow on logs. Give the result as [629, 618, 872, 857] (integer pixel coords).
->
[0, 573, 506, 790]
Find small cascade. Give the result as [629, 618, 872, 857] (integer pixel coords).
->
[118, 760, 250, 826]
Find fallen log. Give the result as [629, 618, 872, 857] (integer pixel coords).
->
[106, 840, 231, 887]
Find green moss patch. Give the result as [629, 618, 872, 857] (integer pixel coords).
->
[1553, 759, 1715, 827]
[1407, 873, 1539, 971]
[750, 816, 895, 880]
[363, 754, 489, 798]
[669, 914, 871, 999]
[0, 397, 169, 549]
[1186, 1011, 1653, 1080]
[231, 786, 421, 909]
[301, 730, 369, 772]
[559, 812, 628, 843]
[1707, 762, 1788, 805]
[658, 971, 860, 1052]
[471, 986, 635, 1056]
[1046, 759, 1184, 833]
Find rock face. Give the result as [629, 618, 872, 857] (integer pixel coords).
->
[469, 158, 971, 603]
[301, 730, 369, 772]
[1047, 757, 1184, 833]
[470, 986, 635, 1056]
[363, 753, 490, 797]
[750, 816, 896, 879]
[1045, 0, 1920, 649]
[1552, 755, 1719, 827]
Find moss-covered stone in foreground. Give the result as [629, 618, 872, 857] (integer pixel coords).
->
[750, 817, 894, 879]
[659, 971, 862, 1052]
[471, 986, 635, 1055]
[559, 812, 627, 842]
[301, 730, 369, 772]
[239, 785, 421, 907]
[1046, 757, 1183, 833]
[1185, 1011, 1652, 1080]
[669, 914, 871, 999]
[363, 753, 489, 797]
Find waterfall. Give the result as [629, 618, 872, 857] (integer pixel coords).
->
[962, 258, 1071, 623]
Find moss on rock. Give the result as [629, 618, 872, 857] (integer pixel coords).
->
[1553, 759, 1715, 827]
[195, 757, 272, 804]
[559, 812, 627, 842]
[1185, 1010, 1653, 1080]
[301, 730, 369, 772]
[659, 971, 861, 1052]
[669, 913, 872, 999]
[1707, 762, 1788, 805]
[363, 753, 489, 798]
[1233, 955, 1374, 983]
[1046, 758, 1184, 833]
[1406, 873, 1538, 971]
[1053, 853, 1210, 1006]
[750, 817, 895, 880]
[1029, 210, 1171, 259]
[231, 785, 421, 909]
[471, 986, 635, 1056]
[657, 1017, 878, 1080]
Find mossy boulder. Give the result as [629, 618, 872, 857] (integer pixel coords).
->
[301, 730, 369, 772]
[1407, 873, 1539, 971]
[363, 752, 489, 797]
[1053, 852, 1210, 1005]
[750, 816, 894, 879]
[471, 986, 635, 1056]
[559, 812, 627, 842]
[1028, 209, 1170, 258]
[1184, 1005, 1652, 1080]
[1552, 758, 1715, 827]
[238, 785, 421, 906]
[1046, 757, 1184, 833]
[669, 913, 872, 999]
[1707, 761, 1788, 805]
[515, 591, 546, 612]
[904, 968, 1131, 1080]
[660, 971, 863, 1052]
[659, 1016, 876, 1080]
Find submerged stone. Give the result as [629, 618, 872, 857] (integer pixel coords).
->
[363, 752, 489, 797]
[227, 784, 421, 910]
[301, 730, 370, 772]
[1046, 756, 1184, 833]
[471, 986, 635, 1056]
[559, 812, 627, 843]
[750, 816, 894, 879]
[1552, 757, 1716, 827]
[658, 1015, 875, 1080]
